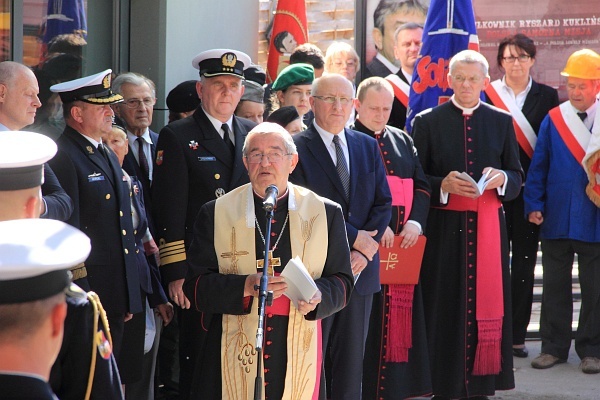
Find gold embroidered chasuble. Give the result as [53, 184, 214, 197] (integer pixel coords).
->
[214, 182, 328, 400]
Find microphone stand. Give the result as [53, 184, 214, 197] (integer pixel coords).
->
[253, 206, 274, 400]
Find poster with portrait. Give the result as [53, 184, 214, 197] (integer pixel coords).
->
[358, 0, 600, 100]
[474, 0, 600, 100]
[360, 0, 430, 77]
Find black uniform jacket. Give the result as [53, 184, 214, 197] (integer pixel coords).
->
[152, 107, 255, 283]
[49, 126, 142, 314]
[50, 283, 123, 400]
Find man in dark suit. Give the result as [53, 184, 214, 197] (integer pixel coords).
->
[112, 72, 159, 234]
[48, 70, 144, 380]
[291, 73, 392, 399]
[0, 61, 73, 221]
[152, 48, 256, 399]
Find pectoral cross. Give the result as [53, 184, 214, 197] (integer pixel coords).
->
[256, 250, 281, 276]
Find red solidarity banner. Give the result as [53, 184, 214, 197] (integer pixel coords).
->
[266, 0, 308, 83]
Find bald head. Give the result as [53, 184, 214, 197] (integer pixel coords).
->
[310, 73, 354, 134]
[0, 62, 41, 130]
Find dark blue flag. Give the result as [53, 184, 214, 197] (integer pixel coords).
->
[406, 0, 479, 133]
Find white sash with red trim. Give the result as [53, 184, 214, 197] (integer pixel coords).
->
[485, 80, 537, 158]
[548, 101, 591, 166]
[386, 74, 409, 108]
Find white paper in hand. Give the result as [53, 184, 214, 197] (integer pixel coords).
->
[456, 170, 501, 196]
[280, 256, 318, 309]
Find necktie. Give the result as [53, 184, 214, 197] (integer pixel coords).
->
[97, 143, 114, 173]
[136, 137, 150, 181]
[97, 143, 109, 162]
[222, 124, 235, 156]
[577, 112, 587, 122]
[333, 135, 350, 201]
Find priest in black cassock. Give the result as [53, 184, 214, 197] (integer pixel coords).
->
[353, 77, 432, 400]
[182, 122, 354, 400]
[412, 50, 523, 399]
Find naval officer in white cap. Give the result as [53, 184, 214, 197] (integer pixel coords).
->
[0, 128, 124, 399]
[0, 130, 56, 219]
[152, 48, 256, 398]
[48, 69, 146, 386]
[0, 218, 91, 399]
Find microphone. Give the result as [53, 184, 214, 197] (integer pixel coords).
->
[262, 184, 279, 212]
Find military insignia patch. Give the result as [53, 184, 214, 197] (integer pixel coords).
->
[102, 73, 111, 89]
[96, 330, 112, 360]
[222, 52, 237, 68]
[189, 140, 199, 150]
[86, 146, 94, 154]
[215, 188, 226, 197]
[156, 150, 164, 166]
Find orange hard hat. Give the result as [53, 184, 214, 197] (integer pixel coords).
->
[561, 49, 600, 80]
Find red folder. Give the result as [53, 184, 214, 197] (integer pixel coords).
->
[379, 235, 427, 285]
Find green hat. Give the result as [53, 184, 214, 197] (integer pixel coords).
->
[272, 63, 314, 92]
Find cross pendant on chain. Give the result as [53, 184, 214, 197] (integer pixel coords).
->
[256, 250, 281, 276]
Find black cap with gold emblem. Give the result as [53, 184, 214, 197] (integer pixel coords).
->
[192, 49, 252, 79]
[50, 69, 124, 104]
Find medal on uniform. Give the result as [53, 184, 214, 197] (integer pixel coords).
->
[215, 188, 226, 197]
[96, 330, 112, 360]
[189, 140, 199, 150]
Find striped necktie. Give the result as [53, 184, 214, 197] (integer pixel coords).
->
[333, 135, 350, 201]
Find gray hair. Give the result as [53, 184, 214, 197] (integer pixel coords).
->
[373, 0, 428, 33]
[243, 122, 297, 156]
[112, 72, 156, 97]
[449, 50, 490, 77]
[394, 22, 424, 44]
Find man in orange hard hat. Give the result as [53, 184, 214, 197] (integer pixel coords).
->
[525, 48, 600, 374]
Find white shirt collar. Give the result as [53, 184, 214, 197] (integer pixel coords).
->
[570, 100, 597, 131]
[451, 95, 481, 116]
[401, 68, 413, 84]
[126, 127, 151, 144]
[202, 107, 233, 137]
[500, 76, 532, 109]
[313, 121, 347, 148]
[375, 52, 400, 74]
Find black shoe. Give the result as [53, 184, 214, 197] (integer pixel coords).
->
[513, 346, 529, 358]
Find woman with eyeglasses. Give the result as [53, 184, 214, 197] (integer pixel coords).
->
[485, 33, 559, 360]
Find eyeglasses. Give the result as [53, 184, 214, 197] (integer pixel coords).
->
[245, 152, 291, 164]
[123, 98, 156, 109]
[313, 95, 353, 105]
[451, 75, 484, 84]
[502, 55, 531, 63]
